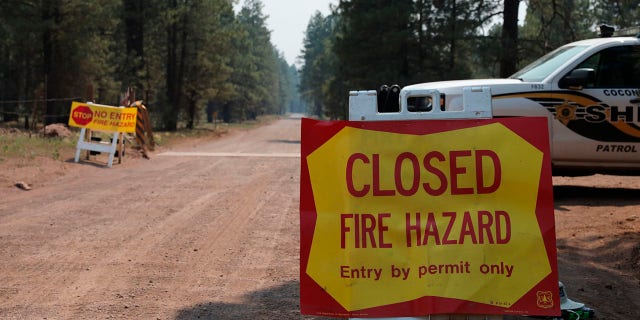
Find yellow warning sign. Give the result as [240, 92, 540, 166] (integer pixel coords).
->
[69, 102, 137, 133]
[301, 119, 555, 315]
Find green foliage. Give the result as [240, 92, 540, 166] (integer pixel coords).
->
[0, 0, 121, 121]
[3, 0, 640, 126]
[300, 0, 500, 119]
[299, 11, 339, 118]
[335, 0, 415, 89]
[469, 25, 503, 78]
[217, 0, 287, 123]
[520, 0, 595, 62]
[286, 65, 306, 114]
[299, 0, 640, 120]
[157, 0, 237, 130]
[275, 51, 293, 115]
[411, 0, 500, 81]
[592, 0, 640, 29]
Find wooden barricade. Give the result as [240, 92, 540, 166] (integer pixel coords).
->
[132, 100, 155, 152]
[119, 88, 155, 156]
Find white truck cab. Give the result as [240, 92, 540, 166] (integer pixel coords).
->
[358, 32, 640, 176]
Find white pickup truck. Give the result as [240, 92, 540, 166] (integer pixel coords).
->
[354, 31, 640, 176]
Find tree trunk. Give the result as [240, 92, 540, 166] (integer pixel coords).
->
[123, 0, 145, 88]
[186, 98, 196, 129]
[500, 0, 520, 78]
[449, 0, 457, 72]
[42, 0, 59, 124]
[164, 0, 179, 131]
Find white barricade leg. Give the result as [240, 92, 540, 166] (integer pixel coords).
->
[74, 128, 120, 168]
[105, 131, 119, 167]
[74, 128, 87, 164]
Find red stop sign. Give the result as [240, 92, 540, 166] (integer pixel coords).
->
[72, 105, 93, 126]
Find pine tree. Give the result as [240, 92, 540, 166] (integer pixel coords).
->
[300, 12, 336, 118]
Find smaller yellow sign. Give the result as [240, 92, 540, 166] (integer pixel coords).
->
[68, 102, 137, 133]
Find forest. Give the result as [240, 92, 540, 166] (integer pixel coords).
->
[1, 0, 639, 128]
[299, 0, 640, 119]
[0, 0, 301, 130]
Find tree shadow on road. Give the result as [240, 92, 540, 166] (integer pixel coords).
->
[553, 183, 640, 319]
[555, 233, 640, 320]
[268, 139, 300, 144]
[172, 254, 640, 320]
[174, 280, 335, 320]
[174, 183, 640, 320]
[553, 185, 640, 209]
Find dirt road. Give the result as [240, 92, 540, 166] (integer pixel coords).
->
[1, 117, 639, 319]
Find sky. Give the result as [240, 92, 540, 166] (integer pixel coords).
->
[238, 0, 338, 67]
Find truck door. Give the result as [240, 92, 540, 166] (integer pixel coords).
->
[558, 44, 640, 165]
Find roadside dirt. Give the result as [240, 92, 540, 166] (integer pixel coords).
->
[0, 117, 639, 319]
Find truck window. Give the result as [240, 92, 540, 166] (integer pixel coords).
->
[575, 45, 640, 88]
[511, 45, 589, 82]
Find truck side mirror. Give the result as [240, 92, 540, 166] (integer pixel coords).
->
[559, 68, 595, 89]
